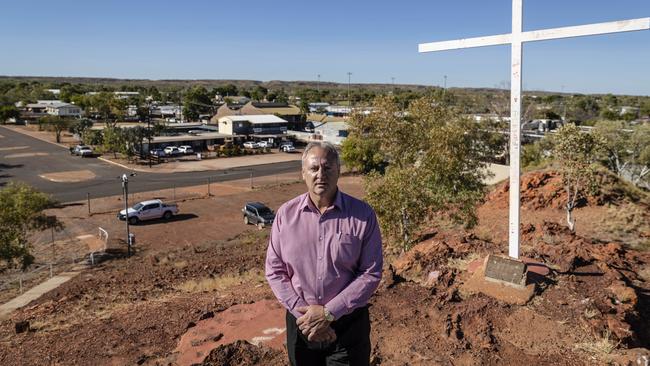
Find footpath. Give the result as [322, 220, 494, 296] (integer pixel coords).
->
[0, 270, 81, 320]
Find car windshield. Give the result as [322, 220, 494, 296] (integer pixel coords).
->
[257, 207, 273, 215]
[132, 203, 144, 210]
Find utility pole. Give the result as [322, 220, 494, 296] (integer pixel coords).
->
[121, 173, 135, 256]
[347, 72, 352, 109]
[317, 74, 321, 100]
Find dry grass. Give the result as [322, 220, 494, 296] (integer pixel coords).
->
[583, 308, 599, 320]
[601, 204, 650, 250]
[575, 330, 619, 358]
[175, 269, 265, 293]
[447, 252, 481, 272]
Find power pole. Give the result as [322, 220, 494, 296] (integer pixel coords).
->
[317, 74, 321, 100]
[347, 72, 352, 108]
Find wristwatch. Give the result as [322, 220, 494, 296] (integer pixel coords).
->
[323, 307, 335, 322]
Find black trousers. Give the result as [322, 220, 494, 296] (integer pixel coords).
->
[286, 307, 371, 366]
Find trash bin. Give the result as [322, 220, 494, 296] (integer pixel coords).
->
[197, 153, 202, 160]
[128, 233, 135, 247]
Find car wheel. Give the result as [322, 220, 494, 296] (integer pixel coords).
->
[163, 211, 172, 220]
[244, 216, 249, 225]
[128, 216, 139, 225]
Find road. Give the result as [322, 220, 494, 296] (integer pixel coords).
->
[0, 126, 302, 203]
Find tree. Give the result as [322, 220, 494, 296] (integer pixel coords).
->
[102, 125, 124, 158]
[183, 85, 213, 120]
[352, 96, 490, 251]
[552, 123, 604, 232]
[39, 115, 72, 143]
[68, 119, 93, 139]
[0, 183, 63, 270]
[0, 105, 20, 123]
[594, 121, 650, 188]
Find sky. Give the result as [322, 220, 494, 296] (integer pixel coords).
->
[1, 0, 649, 95]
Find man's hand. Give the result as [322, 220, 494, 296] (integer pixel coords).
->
[308, 325, 337, 343]
[296, 305, 332, 340]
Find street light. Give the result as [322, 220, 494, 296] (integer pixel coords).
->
[121, 173, 136, 256]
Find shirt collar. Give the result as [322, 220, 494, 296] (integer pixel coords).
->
[301, 189, 344, 213]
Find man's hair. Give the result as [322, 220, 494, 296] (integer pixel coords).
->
[301, 141, 340, 169]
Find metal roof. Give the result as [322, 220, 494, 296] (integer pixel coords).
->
[219, 114, 287, 124]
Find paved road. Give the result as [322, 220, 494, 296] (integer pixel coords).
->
[0, 126, 302, 203]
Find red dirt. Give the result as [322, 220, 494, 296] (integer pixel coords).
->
[1, 171, 649, 365]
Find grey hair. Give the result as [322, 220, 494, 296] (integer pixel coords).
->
[301, 141, 340, 168]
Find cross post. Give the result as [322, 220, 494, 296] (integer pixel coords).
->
[418, 0, 649, 259]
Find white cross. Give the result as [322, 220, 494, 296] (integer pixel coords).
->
[419, 0, 649, 260]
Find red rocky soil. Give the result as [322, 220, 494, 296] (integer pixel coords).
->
[1, 171, 649, 365]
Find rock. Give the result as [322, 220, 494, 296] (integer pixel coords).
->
[199, 311, 214, 320]
[607, 281, 637, 306]
[15, 321, 30, 334]
[606, 315, 633, 343]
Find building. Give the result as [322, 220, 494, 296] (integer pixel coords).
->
[22, 100, 82, 119]
[46, 102, 83, 117]
[218, 115, 288, 136]
[114, 91, 140, 100]
[210, 101, 306, 130]
[325, 105, 352, 117]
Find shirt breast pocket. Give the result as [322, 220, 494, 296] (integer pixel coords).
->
[333, 233, 362, 269]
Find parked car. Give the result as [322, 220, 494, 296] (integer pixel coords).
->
[117, 199, 179, 225]
[257, 141, 269, 148]
[150, 149, 166, 157]
[164, 146, 181, 156]
[279, 142, 296, 153]
[242, 202, 275, 229]
[72, 145, 93, 157]
[178, 145, 194, 154]
[243, 141, 259, 149]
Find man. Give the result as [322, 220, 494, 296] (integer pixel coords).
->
[266, 141, 383, 366]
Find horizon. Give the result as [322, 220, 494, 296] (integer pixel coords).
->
[1, 0, 649, 96]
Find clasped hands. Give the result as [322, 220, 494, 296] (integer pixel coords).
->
[296, 305, 336, 343]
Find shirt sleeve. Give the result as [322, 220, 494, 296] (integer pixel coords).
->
[265, 207, 309, 318]
[325, 209, 383, 320]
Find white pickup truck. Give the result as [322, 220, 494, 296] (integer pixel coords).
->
[117, 199, 179, 224]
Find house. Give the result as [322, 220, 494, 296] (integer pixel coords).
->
[218, 115, 288, 136]
[210, 101, 306, 130]
[114, 91, 140, 100]
[45, 102, 83, 117]
[22, 100, 82, 119]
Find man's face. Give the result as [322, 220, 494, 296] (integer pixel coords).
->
[302, 147, 340, 198]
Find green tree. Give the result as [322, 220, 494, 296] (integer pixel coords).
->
[356, 96, 489, 251]
[0, 105, 20, 123]
[68, 119, 93, 139]
[0, 183, 63, 270]
[39, 115, 72, 143]
[182, 86, 212, 120]
[552, 123, 604, 232]
[102, 125, 124, 158]
[594, 121, 650, 187]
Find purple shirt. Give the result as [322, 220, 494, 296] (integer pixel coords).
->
[265, 190, 383, 320]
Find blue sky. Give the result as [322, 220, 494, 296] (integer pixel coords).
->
[1, 0, 648, 95]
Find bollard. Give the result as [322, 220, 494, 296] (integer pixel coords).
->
[173, 185, 176, 201]
[87, 193, 91, 215]
[207, 177, 211, 196]
[250, 171, 253, 190]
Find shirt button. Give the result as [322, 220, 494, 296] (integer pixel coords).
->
[318, 276, 322, 280]
[318, 296, 322, 300]
[319, 236, 323, 241]
[318, 256, 323, 260]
